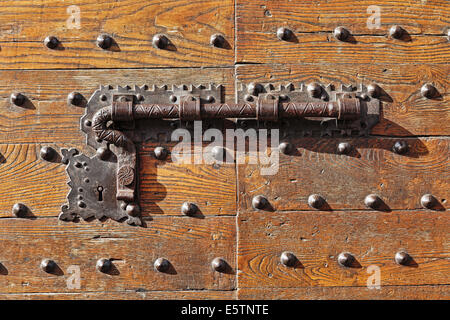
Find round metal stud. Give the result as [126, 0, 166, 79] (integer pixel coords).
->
[308, 194, 325, 209]
[420, 83, 437, 99]
[211, 257, 227, 272]
[392, 140, 408, 155]
[96, 34, 113, 50]
[420, 194, 437, 209]
[181, 202, 198, 216]
[394, 251, 411, 266]
[252, 195, 269, 210]
[84, 120, 92, 127]
[40, 146, 57, 161]
[40, 259, 56, 273]
[67, 92, 83, 106]
[44, 35, 59, 49]
[10, 92, 26, 106]
[125, 204, 140, 217]
[389, 25, 405, 39]
[247, 82, 263, 96]
[367, 83, 381, 98]
[333, 26, 350, 41]
[96, 258, 112, 273]
[154, 258, 170, 272]
[154, 146, 168, 160]
[337, 142, 351, 155]
[364, 194, 382, 209]
[279, 142, 294, 155]
[152, 34, 169, 49]
[276, 27, 293, 41]
[12, 203, 28, 217]
[280, 251, 297, 267]
[307, 83, 322, 98]
[210, 34, 225, 48]
[96, 147, 111, 161]
[211, 146, 225, 161]
[337, 252, 355, 267]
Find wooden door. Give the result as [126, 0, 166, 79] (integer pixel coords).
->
[0, 0, 448, 300]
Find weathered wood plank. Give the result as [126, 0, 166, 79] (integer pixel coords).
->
[237, 0, 450, 35]
[0, 217, 236, 293]
[238, 138, 449, 212]
[238, 210, 450, 288]
[236, 33, 450, 65]
[0, 143, 236, 217]
[0, 290, 236, 300]
[238, 286, 450, 300]
[236, 64, 450, 136]
[0, 0, 234, 68]
[0, 68, 234, 143]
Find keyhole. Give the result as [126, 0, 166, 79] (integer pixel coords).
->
[97, 186, 104, 202]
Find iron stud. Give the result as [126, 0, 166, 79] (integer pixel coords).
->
[44, 36, 59, 49]
[154, 146, 168, 160]
[392, 140, 408, 155]
[210, 34, 225, 47]
[334, 26, 350, 41]
[308, 194, 325, 209]
[252, 195, 269, 210]
[247, 83, 263, 96]
[389, 25, 405, 39]
[395, 251, 411, 265]
[96, 258, 112, 273]
[154, 258, 170, 272]
[276, 27, 293, 41]
[181, 202, 198, 216]
[337, 252, 355, 267]
[96, 147, 111, 160]
[12, 203, 28, 217]
[40, 146, 57, 161]
[67, 92, 83, 106]
[152, 34, 169, 49]
[365, 194, 381, 209]
[211, 257, 227, 272]
[367, 83, 381, 98]
[10, 92, 26, 106]
[337, 142, 351, 155]
[307, 83, 322, 98]
[420, 194, 437, 209]
[40, 259, 57, 273]
[280, 251, 297, 267]
[421, 83, 437, 99]
[279, 142, 294, 155]
[96, 34, 113, 50]
[125, 203, 140, 217]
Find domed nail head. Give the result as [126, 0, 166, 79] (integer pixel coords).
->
[210, 34, 225, 47]
[389, 25, 405, 39]
[125, 204, 140, 217]
[96, 147, 111, 160]
[97, 34, 113, 50]
[337, 142, 351, 155]
[12, 203, 28, 217]
[40, 146, 57, 161]
[395, 251, 411, 265]
[307, 83, 322, 98]
[252, 195, 269, 210]
[68, 92, 83, 106]
[421, 83, 437, 99]
[40, 259, 57, 273]
[420, 194, 437, 209]
[10, 92, 26, 106]
[276, 27, 293, 41]
[154, 258, 170, 272]
[334, 26, 350, 41]
[152, 34, 169, 49]
[279, 142, 294, 155]
[181, 202, 198, 216]
[44, 36, 59, 49]
[154, 146, 168, 160]
[338, 252, 355, 267]
[308, 194, 324, 209]
[365, 194, 381, 209]
[280, 251, 297, 267]
[367, 83, 381, 98]
[392, 140, 408, 155]
[211, 257, 227, 272]
[96, 258, 112, 273]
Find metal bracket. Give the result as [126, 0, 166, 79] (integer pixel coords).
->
[60, 82, 380, 225]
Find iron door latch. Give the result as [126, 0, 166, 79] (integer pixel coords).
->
[58, 83, 380, 225]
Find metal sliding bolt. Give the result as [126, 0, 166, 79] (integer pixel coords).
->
[152, 34, 169, 49]
[364, 194, 382, 209]
[337, 252, 355, 267]
[96, 34, 113, 50]
[44, 36, 60, 49]
[307, 83, 322, 98]
[276, 27, 293, 41]
[389, 25, 405, 39]
[40, 259, 57, 273]
[12, 203, 28, 217]
[280, 251, 297, 267]
[333, 26, 350, 41]
[252, 195, 269, 210]
[337, 142, 352, 155]
[154, 258, 170, 272]
[181, 202, 198, 216]
[40, 146, 57, 161]
[211, 257, 227, 272]
[10, 92, 26, 106]
[420, 194, 437, 209]
[392, 140, 408, 155]
[96, 258, 112, 273]
[394, 251, 411, 266]
[67, 92, 83, 106]
[421, 83, 437, 99]
[210, 34, 225, 48]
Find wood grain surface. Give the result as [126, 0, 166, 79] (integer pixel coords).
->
[238, 138, 449, 212]
[0, 0, 234, 68]
[0, 217, 236, 293]
[0, 143, 236, 217]
[236, 64, 450, 136]
[238, 210, 450, 288]
[0, 68, 234, 144]
[237, 0, 450, 35]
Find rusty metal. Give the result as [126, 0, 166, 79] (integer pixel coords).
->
[40, 146, 57, 161]
[276, 27, 293, 41]
[10, 92, 25, 106]
[334, 27, 350, 41]
[211, 257, 227, 272]
[12, 203, 28, 217]
[421, 194, 437, 209]
[96, 258, 112, 273]
[181, 201, 198, 216]
[364, 194, 381, 209]
[392, 140, 408, 154]
[395, 251, 411, 266]
[44, 36, 59, 49]
[280, 252, 297, 267]
[40, 259, 57, 273]
[421, 83, 437, 99]
[389, 25, 405, 39]
[337, 252, 355, 267]
[154, 258, 170, 272]
[210, 34, 225, 47]
[308, 194, 325, 209]
[252, 195, 269, 210]
[153, 34, 168, 49]
[96, 34, 113, 50]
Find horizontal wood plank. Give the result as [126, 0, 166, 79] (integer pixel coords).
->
[0, 217, 236, 293]
[236, 64, 450, 136]
[0, 143, 236, 217]
[238, 286, 450, 300]
[0, 0, 234, 68]
[238, 210, 450, 288]
[237, 0, 450, 35]
[238, 138, 449, 211]
[0, 68, 234, 143]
